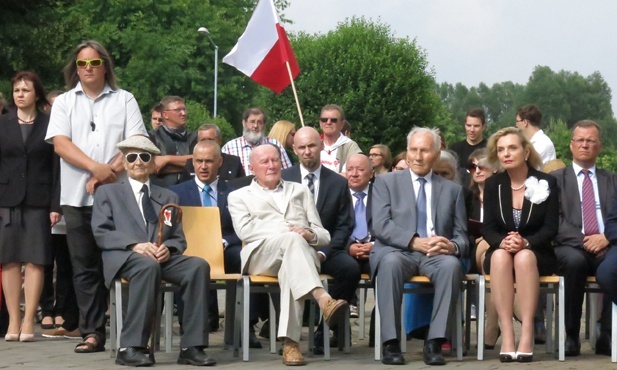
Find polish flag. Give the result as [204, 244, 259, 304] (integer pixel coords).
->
[222, 0, 300, 94]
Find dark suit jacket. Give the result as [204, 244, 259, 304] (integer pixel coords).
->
[282, 165, 353, 258]
[345, 184, 374, 252]
[170, 179, 240, 247]
[0, 110, 54, 207]
[552, 166, 617, 247]
[369, 170, 469, 278]
[180, 153, 245, 183]
[92, 181, 186, 287]
[482, 168, 558, 273]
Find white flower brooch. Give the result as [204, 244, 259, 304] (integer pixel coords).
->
[524, 176, 550, 204]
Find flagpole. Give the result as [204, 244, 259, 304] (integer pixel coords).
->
[285, 61, 305, 127]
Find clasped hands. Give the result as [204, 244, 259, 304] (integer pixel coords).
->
[583, 233, 609, 257]
[131, 242, 170, 263]
[500, 231, 529, 254]
[411, 234, 455, 257]
[350, 242, 373, 259]
[289, 225, 316, 243]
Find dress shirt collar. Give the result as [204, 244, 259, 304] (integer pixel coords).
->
[409, 169, 433, 184]
[572, 162, 597, 177]
[194, 176, 219, 194]
[300, 164, 322, 182]
[128, 177, 151, 196]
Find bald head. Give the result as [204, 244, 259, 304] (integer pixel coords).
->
[249, 144, 282, 189]
[346, 154, 373, 192]
[293, 127, 323, 172]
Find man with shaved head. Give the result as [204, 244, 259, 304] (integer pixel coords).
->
[282, 127, 356, 353]
[228, 144, 348, 366]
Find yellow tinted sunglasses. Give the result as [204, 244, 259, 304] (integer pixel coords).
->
[76, 59, 104, 68]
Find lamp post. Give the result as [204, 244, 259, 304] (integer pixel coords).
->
[198, 26, 218, 118]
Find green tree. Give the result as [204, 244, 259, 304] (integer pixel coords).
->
[255, 17, 446, 154]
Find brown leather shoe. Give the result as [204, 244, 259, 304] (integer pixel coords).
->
[322, 299, 349, 327]
[282, 342, 306, 366]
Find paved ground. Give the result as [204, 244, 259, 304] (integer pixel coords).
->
[1, 294, 615, 369]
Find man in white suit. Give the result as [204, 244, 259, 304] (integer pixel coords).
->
[228, 144, 348, 366]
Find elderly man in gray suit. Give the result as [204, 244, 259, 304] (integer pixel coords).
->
[370, 127, 468, 366]
[228, 144, 348, 366]
[92, 136, 215, 367]
[551, 120, 617, 357]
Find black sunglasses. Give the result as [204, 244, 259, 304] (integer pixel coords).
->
[319, 117, 339, 123]
[468, 163, 488, 172]
[125, 152, 152, 164]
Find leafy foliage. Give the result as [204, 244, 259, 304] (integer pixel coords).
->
[255, 17, 446, 154]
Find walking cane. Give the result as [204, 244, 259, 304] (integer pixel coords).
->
[149, 204, 183, 358]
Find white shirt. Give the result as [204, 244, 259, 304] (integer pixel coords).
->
[300, 165, 322, 204]
[410, 170, 434, 237]
[530, 129, 556, 165]
[127, 177, 152, 225]
[194, 177, 218, 206]
[45, 83, 147, 206]
[349, 186, 369, 208]
[572, 162, 604, 234]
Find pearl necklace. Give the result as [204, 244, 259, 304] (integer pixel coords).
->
[511, 184, 525, 191]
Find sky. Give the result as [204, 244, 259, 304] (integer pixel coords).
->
[284, 0, 617, 114]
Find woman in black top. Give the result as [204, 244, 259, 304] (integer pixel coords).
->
[0, 71, 58, 342]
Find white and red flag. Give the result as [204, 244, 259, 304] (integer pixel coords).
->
[223, 0, 300, 94]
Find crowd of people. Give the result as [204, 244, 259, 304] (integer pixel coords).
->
[2, 38, 617, 368]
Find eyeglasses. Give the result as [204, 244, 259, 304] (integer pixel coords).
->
[571, 138, 599, 146]
[515, 119, 525, 124]
[76, 59, 104, 68]
[125, 152, 152, 164]
[155, 118, 163, 122]
[165, 108, 187, 114]
[368, 153, 382, 158]
[468, 163, 489, 173]
[320, 117, 339, 123]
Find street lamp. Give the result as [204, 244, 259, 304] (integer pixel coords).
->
[198, 26, 218, 118]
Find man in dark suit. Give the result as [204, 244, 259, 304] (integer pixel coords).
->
[170, 140, 260, 348]
[370, 127, 468, 366]
[552, 120, 617, 356]
[180, 124, 245, 183]
[91, 136, 215, 366]
[282, 127, 356, 353]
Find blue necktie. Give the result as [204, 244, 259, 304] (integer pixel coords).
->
[141, 184, 158, 224]
[201, 184, 212, 207]
[352, 192, 368, 241]
[416, 178, 427, 237]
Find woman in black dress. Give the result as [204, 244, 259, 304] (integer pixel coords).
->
[482, 127, 558, 362]
[0, 71, 58, 342]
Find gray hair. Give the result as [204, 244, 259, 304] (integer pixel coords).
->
[437, 150, 461, 184]
[406, 126, 441, 152]
[198, 124, 221, 138]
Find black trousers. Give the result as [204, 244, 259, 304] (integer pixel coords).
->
[62, 206, 108, 343]
[320, 250, 361, 303]
[40, 234, 79, 330]
[555, 245, 607, 336]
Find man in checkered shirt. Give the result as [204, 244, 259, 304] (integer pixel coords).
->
[222, 107, 291, 175]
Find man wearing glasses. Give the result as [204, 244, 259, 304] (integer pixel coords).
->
[149, 96, 198, 187]
[551, 120, 617, 357]
[92, 135, 215, 366]
[515, 104, 556, 165]
[222, 107, 291, 175]
[319, 104, 362, 173]
[46, 40, 147, 353]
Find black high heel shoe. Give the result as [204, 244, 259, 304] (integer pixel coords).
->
[499, 352, 516, 363]
[516, 352, 533, 362]
[485, 328, 501, 350]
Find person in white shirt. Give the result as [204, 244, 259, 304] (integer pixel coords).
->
[515, 104, 556, 165]
[319, 104, 362, 173]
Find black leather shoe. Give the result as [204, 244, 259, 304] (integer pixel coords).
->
[565, 335, 581, 356]
[177, 346, 217, 366]
[596, 332, 612, 356]
[423, 339, 446, 366]
[313, 329, 325, 355]
[534, 322, 546, 345]
[248, 331, 263, 349]
[116, 347, 153, 367]
[208, 316, 219, 333]
[382, 340, 405, 365]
